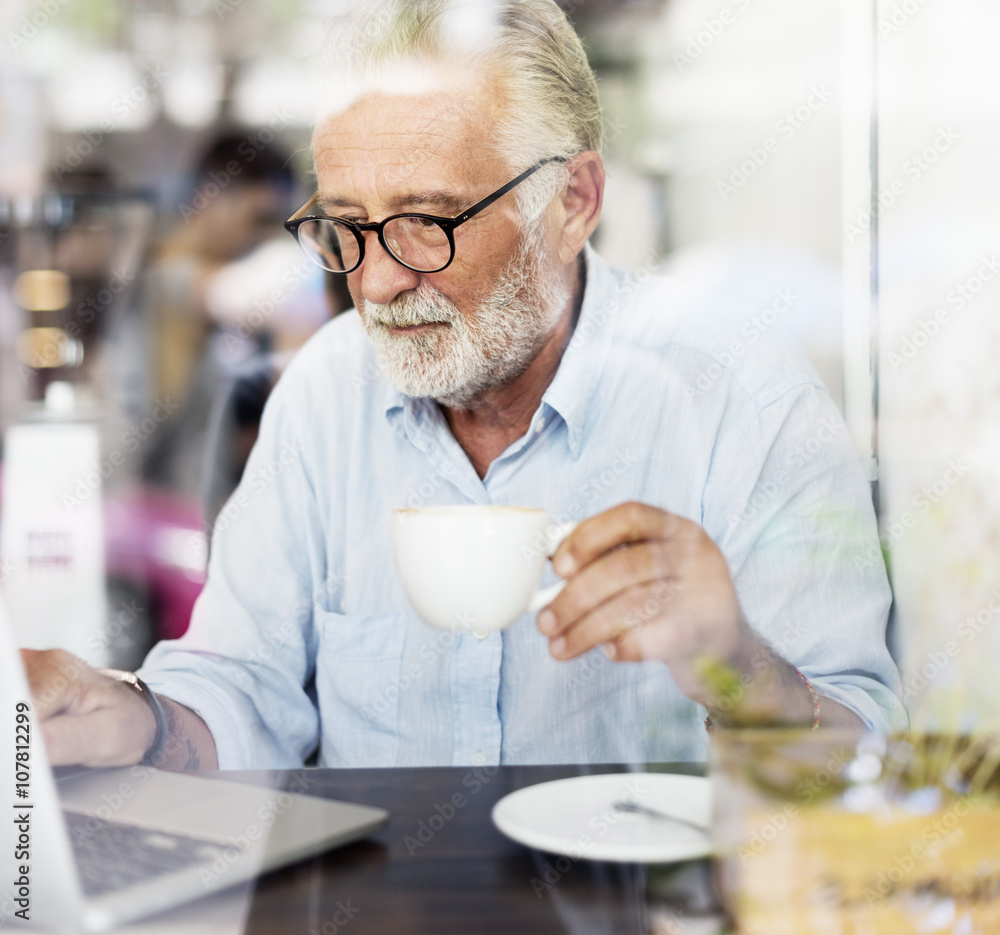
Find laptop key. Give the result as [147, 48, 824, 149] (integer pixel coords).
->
[64, 810, 224, 898]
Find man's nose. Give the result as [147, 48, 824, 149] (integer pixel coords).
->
[356, 231, 421, 306]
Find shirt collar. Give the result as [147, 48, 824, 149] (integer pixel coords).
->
[384, 243, 622, 459]
[539, 243, 620, 458]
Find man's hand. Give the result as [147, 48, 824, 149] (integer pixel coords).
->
[21, 649, 219, 769]
[537, 502, 752, 702]
[22, 649, 157, 767]
[536, 502, 863, 729]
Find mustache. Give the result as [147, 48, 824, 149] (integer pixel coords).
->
[363, 286, 459, 329]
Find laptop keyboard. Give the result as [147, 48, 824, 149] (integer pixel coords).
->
[64, 810, 222, 898]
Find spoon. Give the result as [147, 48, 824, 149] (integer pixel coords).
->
[612, 800, 709, 833]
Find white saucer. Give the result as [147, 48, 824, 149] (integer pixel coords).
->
[491, 772, 712, 863]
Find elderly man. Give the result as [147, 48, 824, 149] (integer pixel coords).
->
[25, 0, 905, 771]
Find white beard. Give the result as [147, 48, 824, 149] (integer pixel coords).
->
[359, 232, 570, 407]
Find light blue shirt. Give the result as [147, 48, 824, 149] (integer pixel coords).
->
[140, 246, 907, 769]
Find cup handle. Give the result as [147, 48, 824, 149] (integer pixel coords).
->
[528, 580, 565, 613]
[527, 521, 578, 613]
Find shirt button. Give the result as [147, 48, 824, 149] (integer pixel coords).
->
[472, 753, 487, 767]
[474, 629, 488, 640]
[534, 419, 545, 434]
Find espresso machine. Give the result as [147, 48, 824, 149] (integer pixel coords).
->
[0, 189, 154, 666]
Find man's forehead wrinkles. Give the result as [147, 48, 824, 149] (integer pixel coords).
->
[314, 88, 485, 154]
[315, 188, 465, 217]
[327, 130, 462, 168]
[326, 139, 453, 163]
[318, 137, 489, 191]
[312, 86, 511, 225]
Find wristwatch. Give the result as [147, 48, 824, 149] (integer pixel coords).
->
[98, 669, 168, 767]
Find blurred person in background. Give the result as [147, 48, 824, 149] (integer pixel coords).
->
[144, 133, 311, 503]
[149, 134, 293, 407]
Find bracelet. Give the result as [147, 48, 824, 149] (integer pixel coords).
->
[703, 664, 821, 732]
[99, 669, 169, 766]
[791, 665, 822, 731]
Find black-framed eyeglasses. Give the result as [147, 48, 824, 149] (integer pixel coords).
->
[284, 157, 566, 275]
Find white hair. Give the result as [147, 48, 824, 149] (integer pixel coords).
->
[316, 0, 603, 225]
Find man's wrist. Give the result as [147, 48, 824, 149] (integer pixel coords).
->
[99, 669, 169, 765]
[695, 636, 822, 730]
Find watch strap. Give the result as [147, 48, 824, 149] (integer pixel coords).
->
[98, 668, 169, 766]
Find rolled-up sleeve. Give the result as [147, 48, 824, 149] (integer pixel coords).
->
[704, 380, 908, 733]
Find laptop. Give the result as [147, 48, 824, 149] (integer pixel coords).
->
[0, 590, 388, 932]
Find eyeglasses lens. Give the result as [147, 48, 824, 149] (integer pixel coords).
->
[297, 217, 452, 274]
[298, 218, 356, 273]
[381, 217, 451, 272]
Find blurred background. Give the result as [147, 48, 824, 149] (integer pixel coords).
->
[0, 0, 996, 731]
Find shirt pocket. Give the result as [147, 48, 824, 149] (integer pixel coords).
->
[314, 609, 407, 767]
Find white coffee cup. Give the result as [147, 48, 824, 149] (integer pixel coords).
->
[391, 505, 575, 633]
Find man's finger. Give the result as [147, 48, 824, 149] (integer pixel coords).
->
[549, 580, 676, 661]
[543, 541, 675, 636]
[552, 502, 688, 578]
[41, 705, 150, 768]
[21, 648, 95, 720]
[602, 614, 666, 663]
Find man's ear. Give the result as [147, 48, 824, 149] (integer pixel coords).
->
[554, 152, 605, 265]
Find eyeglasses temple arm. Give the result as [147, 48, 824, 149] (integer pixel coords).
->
[285, 193, 320, 227]
[451, 157, 566, 226]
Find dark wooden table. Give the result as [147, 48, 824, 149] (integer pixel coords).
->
[218, 763, 724, 935]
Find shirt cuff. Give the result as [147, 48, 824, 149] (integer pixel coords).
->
[806, 674, 909, 734]
[136, 668, 258, 769]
